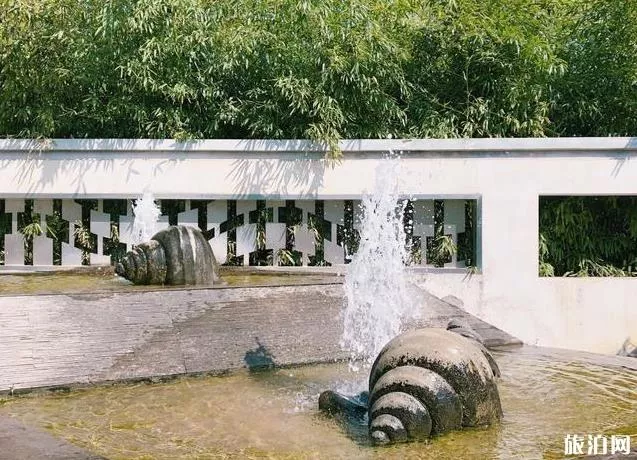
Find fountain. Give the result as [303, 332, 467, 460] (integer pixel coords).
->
[131, 191, 161, 245]
[320, 323, 504, 445]
[0, 158, 634, 458]
[320, 153, 504, 445]
[116, 188, 222, 286]
[340, 153, 419, 369]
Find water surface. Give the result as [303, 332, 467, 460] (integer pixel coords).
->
[0, 268, 340, 296]
[0, 347, 635, 459]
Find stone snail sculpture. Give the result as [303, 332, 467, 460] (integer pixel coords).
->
[115, 225, 221, 286]
[319, 322, 502, 446]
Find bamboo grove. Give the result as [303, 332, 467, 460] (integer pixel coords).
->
[1, 0, 636, 275]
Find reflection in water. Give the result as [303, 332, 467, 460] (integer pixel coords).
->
[0, 347, 635, 459]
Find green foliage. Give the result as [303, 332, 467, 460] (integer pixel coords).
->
[2, 0, 635, 156]
[564, 259, 633, 277]
[17, 201, 41, 264]
[539, 197, 637, 277]
[0, 0, 416, 155]
[104, 223, 126, 264]
[538, 233, 555, 276]
[45, 210, 66, 241]
[20, 221, 43, 240]
[550, 0, 637, 136]
[73, 220, 94, 265]
[45, 209, 68, 265]
[276, 248, 298, 266]
[19, 220, 42, 264]
[427, 234, 457, 268]
[405, 0, 563, 138]
[279, 225, 303, 266]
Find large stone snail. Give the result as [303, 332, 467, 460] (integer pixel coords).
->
[319, 322, 503, 446]
[115, 225, 221, 285]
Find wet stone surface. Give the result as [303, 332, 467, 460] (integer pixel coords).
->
[0, 278, 520, 393]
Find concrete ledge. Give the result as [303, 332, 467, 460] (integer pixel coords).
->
[0, 283, 520, 394]
[0, 265, 112, 275]
[0, 264, 471, 276]
[1, 137, 636, 153]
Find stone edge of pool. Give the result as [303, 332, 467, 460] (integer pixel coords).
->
[0, 279, 523, 395]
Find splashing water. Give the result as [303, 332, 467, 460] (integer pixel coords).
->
[340, 153, 419, 371]
[132, 192, 161, 245]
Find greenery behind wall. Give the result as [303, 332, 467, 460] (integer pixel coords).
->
[2, 0, 635, 144]
[1, 0, 636, 275]
[539, 197, 637, 277]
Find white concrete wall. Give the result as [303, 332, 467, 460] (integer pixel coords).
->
[0, 137, 633, 199]
[1, 137, 637, 354]
[413, 272, 637, 355]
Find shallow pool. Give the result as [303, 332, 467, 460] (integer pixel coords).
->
[0, 346, 635, 459]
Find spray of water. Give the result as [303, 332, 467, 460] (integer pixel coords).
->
[340, 153, 419, 372]
[132, 191, 161, 245]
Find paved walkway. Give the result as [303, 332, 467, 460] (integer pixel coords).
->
[0, 281, 521, 393]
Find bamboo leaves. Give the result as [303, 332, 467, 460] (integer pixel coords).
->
[539, 196, 637, 277]
[0, 0, 635, 156]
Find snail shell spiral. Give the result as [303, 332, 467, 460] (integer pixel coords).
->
[368, 328, 502, 445]
[115, 225, 221, 286]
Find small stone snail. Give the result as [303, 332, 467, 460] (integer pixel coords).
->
[115, 225, 221, 286]
[319, 324, 503, 446]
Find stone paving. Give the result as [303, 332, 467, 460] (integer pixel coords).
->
[0, 280, 521, 393]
